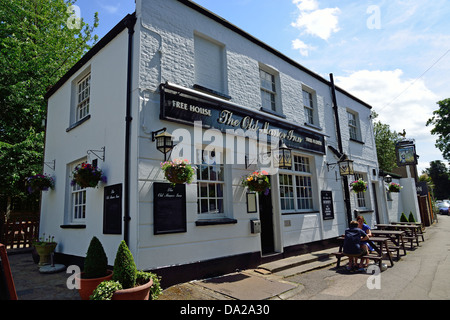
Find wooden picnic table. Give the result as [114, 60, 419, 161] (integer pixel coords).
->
[375, 224, 421, 248]
[390, 221, 425, 240]
[371, 229, 407, 257]
[335, 236, 394, 268]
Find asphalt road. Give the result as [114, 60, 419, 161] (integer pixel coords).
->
[283, 214, 450, 300]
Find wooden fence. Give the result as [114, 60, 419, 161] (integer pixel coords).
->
[0, 220, 39, 250]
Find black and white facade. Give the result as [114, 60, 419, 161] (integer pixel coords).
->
[41, 0, 421, 284]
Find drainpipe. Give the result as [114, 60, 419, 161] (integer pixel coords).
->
[329, 73, 352, 226]
[124, 13, 137, 245]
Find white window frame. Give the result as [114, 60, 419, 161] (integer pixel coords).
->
[347, 110, 360, 141]
[259, 68, 277, 112]
[279, 155, 314, 212]
[70, 161, 87, 223]
[354, 173, 368, 209]
[303, 89, 315, 125]
[196, 149, 225, 219]
[76, 73, 91, 122]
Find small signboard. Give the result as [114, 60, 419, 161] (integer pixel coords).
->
[153, 182, 187, 235]
[103, 184, 122, 235]
[321, 190, 335, 220]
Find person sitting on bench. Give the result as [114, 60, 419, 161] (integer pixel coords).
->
[343, 220, 369, 271]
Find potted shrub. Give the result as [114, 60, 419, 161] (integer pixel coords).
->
[76, 236, 113, 300]
[400, 212, 408, 222]
[242, 170, 270, 195]
[90, 240, 161, 300]
[408, 212, 416, 223]
[26, 173, 54, 194]
[388, 182, 402, 193]
[71, 162, 107, 188]
[161, 158, 196, 185]
[33, 234, 57, 267]
[350, 178, 368, 193]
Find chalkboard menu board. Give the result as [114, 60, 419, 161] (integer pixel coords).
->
[103, 184, 122, 235]
[321, 190, 335, 220]
[153, 182, 187, 235]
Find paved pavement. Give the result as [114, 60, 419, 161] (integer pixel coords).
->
[3, 215, 450, 300]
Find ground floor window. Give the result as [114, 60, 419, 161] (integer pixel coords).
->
[354, 173, 368, 208]
[279, 155, 314, 212]
[196, 149, 225, 217]
[70, 161, 87, 223]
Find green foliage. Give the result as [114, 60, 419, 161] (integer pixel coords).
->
[136, 271, 163, 300]
[0, 0, 98, 200]
[427, 99, 450, 161]
[112, 240, 137, 289]
[89, 280, 122, 300]
[83, 236, 108, 279]
[400, 212, 408, 222]
[372, 112, 400, 172]
[423, 160, 450, 199]
[408, 212, 416, 223]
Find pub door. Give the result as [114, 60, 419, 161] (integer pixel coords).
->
[258, 186, 275, 254]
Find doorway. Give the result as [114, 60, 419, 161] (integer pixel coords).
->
[258, 187, 275, 254]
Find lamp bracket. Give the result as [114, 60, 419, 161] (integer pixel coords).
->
[44, 159, 56, 171]
[87, 147, 105, 162]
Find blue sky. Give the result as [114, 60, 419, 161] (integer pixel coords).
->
[74, 0, 450, 173]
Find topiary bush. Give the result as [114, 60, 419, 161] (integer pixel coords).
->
[400, 212, 408, 222]
[90, 280, 123, 300]
[408, 212, 416, 223]
[112, 240, 137, 289]
[84, 236, 108, 279]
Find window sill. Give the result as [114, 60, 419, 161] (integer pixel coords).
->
[195, 218, 238, 226]
[260, 107, 286, 119]
[193, 84, 231, 100]
[281, 210, 319, 216]
[66, 115, 91, 132]
[350, 138, 364, 145]
[60, 224, 86, 229]
[304, 122, 323, 131]
[353, 209, 374, 214]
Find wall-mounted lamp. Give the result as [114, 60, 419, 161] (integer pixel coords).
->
[275, 140, 292, 170]
[384, 174, 392, 183]
[152, 128, 175, 161]
[327, 155, 354, 176]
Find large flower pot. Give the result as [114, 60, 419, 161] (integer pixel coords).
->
[76, 270, 114, 300]
[34, 243, 57, 267]
[111, 278, 153, 300]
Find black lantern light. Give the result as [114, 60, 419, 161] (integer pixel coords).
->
[337, 157, 354, 176]
[384, 174, 392, 183]
[276, 140, 292, 169]
[152, 128, 175, 161]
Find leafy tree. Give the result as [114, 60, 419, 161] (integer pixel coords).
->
[427, 99, 450, 161]
[372, 111, 400, 172]
[0, 0, 98, 210]
[423, 160, 450, 200]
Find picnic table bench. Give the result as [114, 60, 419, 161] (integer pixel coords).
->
[390, 221, 425, 241]
[334, 236, 394, 269]
[375, 224, 421, 249]
[371, 229, 406, 258]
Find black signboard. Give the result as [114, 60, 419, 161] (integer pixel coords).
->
[321, 190, 334, 220]
[160, 83, 325, 154]
[153, 182, 187, 235]
[103, 184, 122, 235]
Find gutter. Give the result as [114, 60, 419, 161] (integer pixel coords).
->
[124, 13, 137, 245]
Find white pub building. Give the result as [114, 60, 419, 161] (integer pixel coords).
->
[41, 0, 420, 286]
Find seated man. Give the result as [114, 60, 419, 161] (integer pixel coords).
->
[343, 220, 369, 271]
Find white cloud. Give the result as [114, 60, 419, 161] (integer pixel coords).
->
[291, 0, 340, 40]
[291, 38, 316, 56]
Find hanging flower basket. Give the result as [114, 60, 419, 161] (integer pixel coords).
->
[350, 178, 368, 193]
[161, 159, 196, 185]
[71, 162, 107, 188]
[388, 182, 402, 193]
[242, 171, 271, 195]
[26, 174, 54, 194]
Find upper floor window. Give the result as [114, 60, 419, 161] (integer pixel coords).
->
[347, 110, 361, 141]
[77, 74, 91, 121]
[303, 90, 314, 125]
[260, 68, 277, 112]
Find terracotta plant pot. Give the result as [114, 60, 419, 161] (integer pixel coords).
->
[111, 278, 153, 300]
[76, 270, 114, 300]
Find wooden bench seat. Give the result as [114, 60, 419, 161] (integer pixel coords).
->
[333, 252, 383, 269]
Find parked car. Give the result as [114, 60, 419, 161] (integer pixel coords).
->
[437, 202, 450, 215]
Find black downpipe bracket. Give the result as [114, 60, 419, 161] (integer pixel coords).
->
[329, 73, 352, 226]
[124, 13, 137, 245]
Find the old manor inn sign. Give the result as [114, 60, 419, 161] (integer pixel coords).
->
[160, 83, 325, 155]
